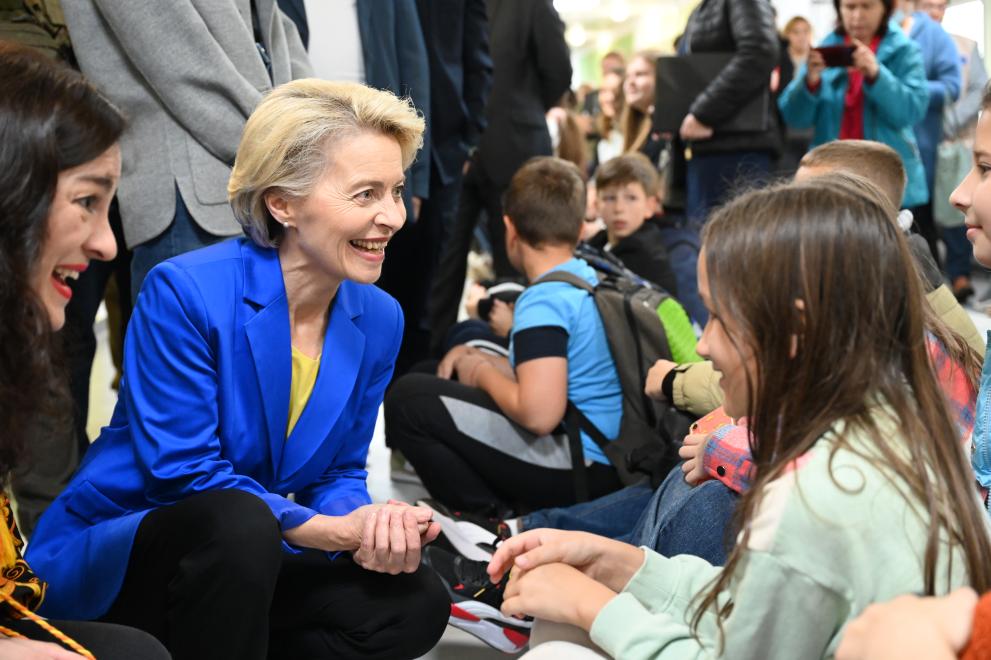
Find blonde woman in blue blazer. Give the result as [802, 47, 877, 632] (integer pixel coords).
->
[26, 80, 449, 660]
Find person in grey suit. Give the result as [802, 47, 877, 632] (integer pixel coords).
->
[60, 0, 312, 301]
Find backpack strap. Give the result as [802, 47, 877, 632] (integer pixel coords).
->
[535, 270, 596, 293]
[565, 401, 616, 502]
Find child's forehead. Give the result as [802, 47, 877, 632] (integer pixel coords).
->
[598, 180, 648, 194]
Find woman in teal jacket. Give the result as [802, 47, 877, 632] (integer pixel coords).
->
[778, 0, 929, 208]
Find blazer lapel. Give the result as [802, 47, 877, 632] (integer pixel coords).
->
[241, 242, 293, 471]
[279, 282, 366, 482]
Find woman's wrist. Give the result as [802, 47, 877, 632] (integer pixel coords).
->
[283, 513, 356, 552]
[576, 581, 619, 631]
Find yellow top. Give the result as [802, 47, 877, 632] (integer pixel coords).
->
[287, 346, 321, 436]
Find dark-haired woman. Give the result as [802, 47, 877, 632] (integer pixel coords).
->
[0, 43, 168, 660]
[779, 0, 930, 209]
[485, 176, 991, 659]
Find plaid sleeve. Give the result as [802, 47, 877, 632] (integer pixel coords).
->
[925, 333, 977, 444]
[702, 424, 754, 493]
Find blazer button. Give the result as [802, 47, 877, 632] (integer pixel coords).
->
[716, 466, 726, 477]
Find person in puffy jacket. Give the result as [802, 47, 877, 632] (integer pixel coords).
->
[778, 0, 930, 209]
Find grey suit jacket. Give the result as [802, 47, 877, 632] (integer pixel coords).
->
[62, 0, 312, 248]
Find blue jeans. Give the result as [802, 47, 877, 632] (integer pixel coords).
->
[943, 224, 972, 281]
[520, 482, 654, 542]
[129, 187, 231, 304]
[630, 466, 738, 566]
[656, 217, 706, 326]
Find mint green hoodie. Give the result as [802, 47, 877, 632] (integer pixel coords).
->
[590, 412, 980, 659]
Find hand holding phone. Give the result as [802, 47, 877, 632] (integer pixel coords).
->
[814, 45, 856, 67]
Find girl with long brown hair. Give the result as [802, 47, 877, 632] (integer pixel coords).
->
[486, 176, 991, 659]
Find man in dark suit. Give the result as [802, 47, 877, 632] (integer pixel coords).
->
[427, 0, 571, 352]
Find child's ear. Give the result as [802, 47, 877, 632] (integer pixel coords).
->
[503, 215, 516, 240]
[646, 195, 660, 217]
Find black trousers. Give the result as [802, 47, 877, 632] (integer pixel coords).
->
[427, 161, 515, 355]
[1, 618, 168, 660]
[384, 372, 622, 516]
[379, 167, 465, 377]
[101, 490, 449, 660]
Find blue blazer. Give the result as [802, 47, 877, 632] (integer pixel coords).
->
[778, 22, 930, 207]
[26, 239, 403, 620]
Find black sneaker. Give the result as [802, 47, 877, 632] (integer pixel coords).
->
[417, 498, 513, 561]
[423, 545, 530, 654]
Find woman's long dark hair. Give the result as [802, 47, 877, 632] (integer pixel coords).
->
[0, 43, 124, 476]
[691, 177, 991, 647]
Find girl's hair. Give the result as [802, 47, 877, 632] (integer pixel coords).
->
[982, 81, 991, 110]
[832, 0, 894, 37]
[228, 79, 425, 248]
[0, 43, 125, 477]
[595, 68, 625, 138]
[691, 177, 991, 643]
[620, 51, 659, 154]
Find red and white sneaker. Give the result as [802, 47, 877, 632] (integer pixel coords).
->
[424, 545, 531, 654]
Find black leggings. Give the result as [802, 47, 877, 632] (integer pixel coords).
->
[1, 618, 168, 659]
[385, 372, 622, 516]
[101, 490, 449, 660]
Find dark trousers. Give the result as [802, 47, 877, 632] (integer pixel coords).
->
[130, 187, 229, 304]
[909, 202, 941, 268]
[427, 161, 514, 355]
[379, 167, 465, 377]
[11, 200, 131, 538]
[385, 372, 622, 516]
[685, 151, 771, 227]
[943, 223, 972, 281]
[1, 618, 169, 660]
[102, 490, 449, 660]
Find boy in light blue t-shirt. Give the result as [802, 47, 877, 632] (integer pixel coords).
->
[385, 156, 623, 516]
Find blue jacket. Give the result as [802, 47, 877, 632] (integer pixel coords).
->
[778, 22, 930, 207]
[906, 10, 961, 189]
[26, 239, 403, 619]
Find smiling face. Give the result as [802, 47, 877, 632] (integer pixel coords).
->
[696, 251, 756, 419]
[599, 72, 623, 120]
[839, 0, 887, 42]
[597, 181, 657, 245]
[950, 111, 991, 267]
[623, 56, 655, 112]
[31, 144, 121, 330]
[273, 130, 406, 288]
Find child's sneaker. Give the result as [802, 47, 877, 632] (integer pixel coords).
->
[423, 545, 530, 654]
[417, 498, 513, 561]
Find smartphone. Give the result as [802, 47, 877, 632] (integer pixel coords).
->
[814, 45, 855, 67]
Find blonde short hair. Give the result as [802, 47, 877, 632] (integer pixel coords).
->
[228, 79, 425, 247]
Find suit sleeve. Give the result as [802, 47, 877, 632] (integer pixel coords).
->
[461, 0, 493, 149]
[295, 298, 404, 516]
[532, 0, 572, 110]
[91, 0, 266, 164]
[396, 0, 431, 200]
[689, 0, 779, 127]
[124, 263, 319, 544]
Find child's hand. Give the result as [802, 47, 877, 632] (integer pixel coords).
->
[488, 300, 514, 337]
[465, 284, 488, 319]
[437, 345, 475, 379]
[645, 359, 677, 400]
[836, 588, 977, 660]
[678, 432, 712, 485]
[501, 562, 616, 631]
